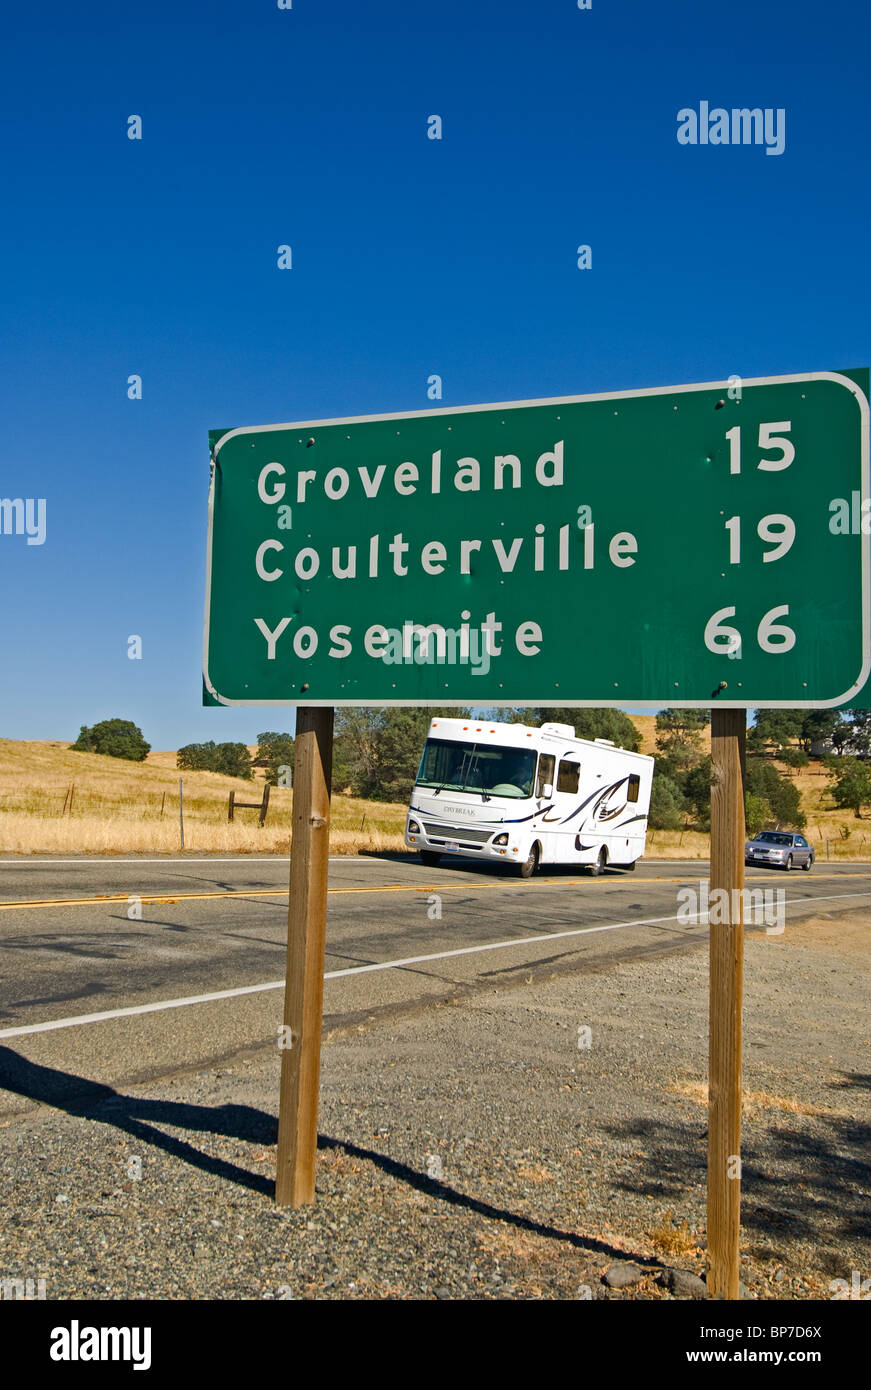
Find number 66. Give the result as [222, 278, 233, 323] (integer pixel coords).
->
[705, 605, 796, 655]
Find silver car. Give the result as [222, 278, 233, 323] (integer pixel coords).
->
[745, 831, 814, 871]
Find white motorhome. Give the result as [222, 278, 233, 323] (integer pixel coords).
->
[405, 717, 653, 877]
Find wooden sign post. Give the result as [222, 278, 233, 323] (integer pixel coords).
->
[275, 706, 334, 1207]
[707, 707, 746, 1298]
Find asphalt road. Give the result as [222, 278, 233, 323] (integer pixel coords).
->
[1, 852, 869, 1117]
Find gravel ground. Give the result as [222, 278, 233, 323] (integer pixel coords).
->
[0, 907, 868, 1301]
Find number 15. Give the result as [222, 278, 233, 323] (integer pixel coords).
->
[726, 423, 794, 474]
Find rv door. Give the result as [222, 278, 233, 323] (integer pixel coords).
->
[536, 752, 555, 800]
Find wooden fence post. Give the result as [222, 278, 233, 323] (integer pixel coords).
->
[227, 785, 271, 824]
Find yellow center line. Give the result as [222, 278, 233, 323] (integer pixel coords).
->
[2, 881, 573, 910]
[0, 869, 869, 913]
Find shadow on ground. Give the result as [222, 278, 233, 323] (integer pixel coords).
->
[355, 848, 633, 880]
[599, 1078, 869, 1261]
[0, 1046, 659, 1265]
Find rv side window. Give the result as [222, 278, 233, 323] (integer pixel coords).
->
[536, 754, 555, 797]
[557, 759, 580, 794]
[627, 774, 640, 803]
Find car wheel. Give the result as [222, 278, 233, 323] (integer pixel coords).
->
[519, 843, 539, 879]
[802, 856, 813, 871]
[420, 851, 441, 868]
[785, 855, 793, 871]
[588, 848, 607, 877]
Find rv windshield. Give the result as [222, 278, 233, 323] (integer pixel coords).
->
[416, 739, 537, 799]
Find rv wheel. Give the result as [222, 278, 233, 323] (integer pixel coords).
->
[519, 843, 540, 879]
[420, 851, 442, 868]
[588, 848, 607, 877]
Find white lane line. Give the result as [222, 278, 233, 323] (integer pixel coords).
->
[0, 911, 687, 1038]
[0, 889, 867, 1041]
[0, 980, 286, 1039]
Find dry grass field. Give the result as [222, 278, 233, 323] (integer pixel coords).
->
[0, 721, 867, 859]
[0, 740, 407, 856]
[780, 761, 871, 860]
[637, 714, 871, 860]
[636, 712, 871, 860]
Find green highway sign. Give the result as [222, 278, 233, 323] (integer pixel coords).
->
[203, 371, 869, 709]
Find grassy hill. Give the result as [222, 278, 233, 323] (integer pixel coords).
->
[0, 724, 866, 858]
[0, 740, 405, 855]
[636, 716, 869, 859]
[631, 713, 712, 759]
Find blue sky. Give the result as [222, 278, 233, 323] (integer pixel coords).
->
[1, 0, 869, 748]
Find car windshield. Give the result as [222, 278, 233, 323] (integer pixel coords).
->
[416, 739, 537, 799]
[755, 832, 792, 845]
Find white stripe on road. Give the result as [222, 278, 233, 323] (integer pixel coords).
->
[0, 979, 287, 1039]
[0, 890, 868, 1041]
[0, 911, 690, 1038]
